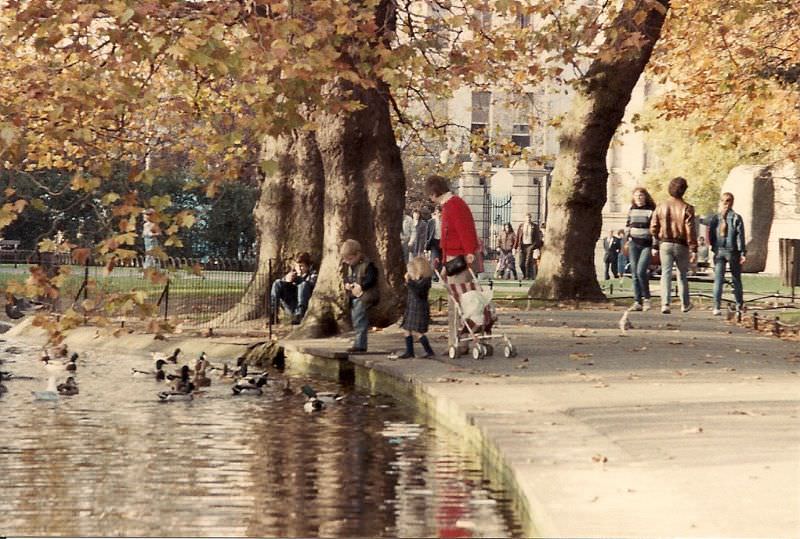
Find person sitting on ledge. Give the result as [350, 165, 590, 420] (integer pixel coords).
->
[270, 252, 318, 324]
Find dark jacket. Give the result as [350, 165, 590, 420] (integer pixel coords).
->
[514, 222, 543, 250]
[603, 236, 621, 262]
[344, 257, 379, 307]
[708, 210, 746, 254]
[401, 277, 431, 333]
[650, 197, 698, 252]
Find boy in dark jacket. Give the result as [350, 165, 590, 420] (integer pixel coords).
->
[340, 239, 379, 353]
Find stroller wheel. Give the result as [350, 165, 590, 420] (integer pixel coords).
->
[483, 344, 494, 357]
[472, 345, 484, 360]
[448, 346, 458, 359]
[503, 343, 517, 358]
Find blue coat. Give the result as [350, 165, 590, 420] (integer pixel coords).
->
[708, 211, 746, 254]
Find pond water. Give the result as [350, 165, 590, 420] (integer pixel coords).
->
[0, 339, 525, 537]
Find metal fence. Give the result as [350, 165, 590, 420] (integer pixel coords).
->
[0, 250, 272, 329]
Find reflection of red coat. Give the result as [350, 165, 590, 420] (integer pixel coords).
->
[441, 195, 478, 257]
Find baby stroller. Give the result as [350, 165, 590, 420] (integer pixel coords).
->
[494, 251, 518, 280]
[436, 267, 517, 360]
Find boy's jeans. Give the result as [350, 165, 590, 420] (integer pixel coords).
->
[351, 297, 369, 350]
[659, 242, 690, 308]
[713, 249, 744, 310]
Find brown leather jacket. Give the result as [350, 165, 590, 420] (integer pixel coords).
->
[649, 197, 698, 252]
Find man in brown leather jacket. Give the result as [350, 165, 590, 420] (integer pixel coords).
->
[649, 177, 698, 314]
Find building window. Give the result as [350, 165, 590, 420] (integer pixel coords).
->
[471, 91, 491, 154]
[511, 124, 530, 150]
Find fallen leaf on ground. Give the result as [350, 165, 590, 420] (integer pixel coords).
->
[682, 426, 704, 434]
[668, 340, 683, 345]
[629, 346, 647, 352]
[435, 377, 462, 383]
[569, 352, 593, 360]
[592, 454, 608, 463]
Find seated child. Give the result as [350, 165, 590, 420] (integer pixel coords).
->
[270, 252, 318, 324]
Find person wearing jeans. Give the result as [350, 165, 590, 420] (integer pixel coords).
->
[649, 177, 698, 314]
[708, 192, 746, 315]
[625, 187, 656, 311]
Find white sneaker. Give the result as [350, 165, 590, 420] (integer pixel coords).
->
[712, 308, 722, 316]
[642, 299, 652, 311]
[681, 303, 694, 313]
[661, 305, 671, 314]
[630, 302, 643, 311]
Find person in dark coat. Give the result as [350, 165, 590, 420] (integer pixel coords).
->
[391, 256, 436, 359]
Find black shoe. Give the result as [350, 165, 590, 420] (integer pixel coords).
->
[389, 351, 414, 359]
[420, 351, 435, 358]
[346, 347, 366, 353]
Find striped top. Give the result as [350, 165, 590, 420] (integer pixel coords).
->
[626, 206, 654, 247]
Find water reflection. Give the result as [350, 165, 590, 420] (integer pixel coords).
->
[0, 340, 523, 537]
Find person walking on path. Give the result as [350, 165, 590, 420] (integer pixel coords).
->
[626, 187, 656, 311]
[495, 222, 518, 280]
[425, 207, 442, 274]
[649, 176, 698, 314]
[602, 229, 621, 280]
[390, 256, 436, 359]
[514, 213, 543, 279]
[340, 239, 379, 353]
[425, 174, 478, 354]
[708, 192, 747, 316]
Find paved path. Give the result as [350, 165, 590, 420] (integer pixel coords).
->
[285, 305, 800, 538]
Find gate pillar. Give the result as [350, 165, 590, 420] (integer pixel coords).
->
[458, 160, 490, 247]
[510, 162, 549, 226]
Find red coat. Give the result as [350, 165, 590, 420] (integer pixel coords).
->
[440, 195, 478, 257]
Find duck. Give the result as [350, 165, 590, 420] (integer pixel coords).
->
[158, 385, 195, 402]
[193, 365, 211, 388]
[57, 376, 79, 396]
[231, 373, 268, 396]
[64, 352, 79, 372]
[132, 358, 167, 380]
[153, 348, 181, 364]
[158, 366, 195, 401]
[301, 384, 343, 405]
[32, 377, 59, 401]
[304, 398, 325, 413]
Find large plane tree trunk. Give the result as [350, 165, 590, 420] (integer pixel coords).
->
[210, 130, 324, 325]
[296, 77, 406, 338]
[531, 0, 670, 300]
[216, 0, 405, 335]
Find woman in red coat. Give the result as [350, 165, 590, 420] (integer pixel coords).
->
[425, 174, 478, 355]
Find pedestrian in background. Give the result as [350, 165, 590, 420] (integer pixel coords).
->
[708, 192, 746, 315]
[390, 256, 436, 359]
[650, 176, 697, 314]
[625, 187, 656, 311]
[602, 229, 621, 280]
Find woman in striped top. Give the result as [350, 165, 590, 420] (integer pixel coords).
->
[626, 187, 656, 311]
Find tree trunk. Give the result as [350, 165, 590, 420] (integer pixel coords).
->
[210, 130, 324, 325]
[531, 1, 670, 300]
[295, 78, 406, 338]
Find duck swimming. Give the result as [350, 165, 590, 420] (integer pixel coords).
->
[132, 359, 167, 380]
[57, 376, 79, 396]
[64, 352, 78, 372]
[193, 364, 211, 388]
[158, 366, 195, 401]
[153, 348, 181, 364]
[231, 373, 268, 396]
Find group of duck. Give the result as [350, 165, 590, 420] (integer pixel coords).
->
[131, 348, 341, 411]
[0, 343, 342, 412]
[25, 345, 80, 400]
